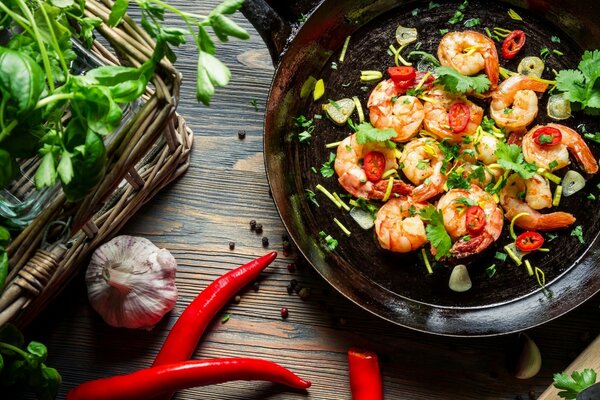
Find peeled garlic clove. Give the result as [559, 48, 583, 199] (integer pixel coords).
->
[449, 264, 472, 292]
[86, 235, 178, 329]
[514, 333, 542, 379]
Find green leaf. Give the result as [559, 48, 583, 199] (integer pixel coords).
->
[108, 0, 129, 27]
[27, 342, 48, 364]
[34, 152, 57, 189]
[0, 226, 10, 246]
[39, 366, 61, 400]
[63, 131, 106, 202]
[77, 16, 102, 48]
[555, 50, 600, 113]
[0, 148, 18, 188]
[196, 51, 231, 106]
[419, 205, 452, 260]
[210, 14, 250, 42]
[0, 48, 45, 113]
[434, 66, 490, 94]
[571, 225, 584, 244]
[57, 151, 73, 185]
[0, 250, 8, 292]
[50, 0, 75, 7]
[320, 152, 336, 178]
[197, 26, 216, 55]
[553, 369, 597, 399]
[0, 353, 3, 374]
[158, 27, 189, 46]
[0, 324, 25, 348]
[495, 141, 536, 179]
[211, 0, 245, 15]
[355, 122, 397, 144]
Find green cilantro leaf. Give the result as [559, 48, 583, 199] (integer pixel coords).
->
[453, 196, 476, 207]
[447, 170, 470, 190]
[584, 132, 600, 144]
[495, 141, 537, 179]
[319, 231, 339, 251]
[355, 122, 397, 144]
[553, 368, 597, 399]
[571, 225, 584, 244]
[419, 205, 452, 260]
[320, 152, 336, 178]
[305, 189, 319, 207]
[556, 50, 600, 114]
[434, 66, 490, 94]
[463, 18, 480, 28]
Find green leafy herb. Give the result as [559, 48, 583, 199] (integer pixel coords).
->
[553, 368, 597, 399]
[463, 18, 480, 28]
[494, 251, 507, 261]
[416, 159, 430, 170]
[439, 28, 449, 35]
[587, 193, 596, 201]
[495, 141, 537, 179]
[294, 115, 315, 144]
[447, 170, 470, 190]
[355, 197, 379, 219]
[584, 132, 600, 143]
[221, 314, 230, 323]
[428, 1, 440, 9]
[448, 0, 468, 24]
[546, 232, 558, 241]
[319, 230, 338, 251]
[571, 225, 584, 244]
[320, 152, 336, 178]
[249, 99, 258, 111]
[551, 35, 561, 43]
[485, 264, 496, 278]
[305, 189, 319, 207]
[355, 122, 397, 144]
[538, 134, 553, 144]
[434, 66, 490, 94]
[540, 47, 551, 61]
[548, 160, 559, 170]
[503, 108, 513, 115]
[453, 196, 476, 207]
[419, 205, 452, 260]
[411, 8, 420, 16]
[555, 50, 600, 115]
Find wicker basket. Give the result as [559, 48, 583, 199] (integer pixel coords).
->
[0, 0, 193, 328]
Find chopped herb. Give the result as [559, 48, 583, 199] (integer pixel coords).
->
[507, 8, 523, 21]
[319, 231, 339, 251]
[503, 108, 513, 114]
[408, 205, 417, 216]
[419, 205, 452, 260]
[355, 122, 397, 144]
[447, 170, 470, 190]
[486, 264, 497, 278]
[553, 369, 597, 400]
[311, 166, 318, 174]
[347, 118, 358, 132]
[517, 191, 526, 200]
[463, 18, 480, 28]
[454, 196, 476, 207]
[553, 49, 564, 56]
[250, 99, 258, 111]
[439, 28, 449, 35]
[294, 115, 315, 144]
[320, 152, 336, 178]
[462, 135, 472, 144]
[355, 197, 379, 219]
[548, 160, 559, 170]
[416, 159, 430, 170]
[462, 235, 471, 241]
[535, 267, 545, 288]
[434, 66, 491, 94]
[538, 134, 554, 144]
[550, 35, 561, 43]
[298, 13, 308, 23]
[494, 251, 507, 261]
[546, 232, 558, 241]
[448, 0, 468, 24]
[495, 141, 537, 179]
[391, 96, 399, 103]
[314, 114, 323, 119]
[403, 98, 411, 105]
[345, 145, 352, 151]
[411, 8, 420, 16]
[298, 131, 312, 143]
[305, 189, 319, 206]
[331, 61, 338, 70]
[221, 314, 231, 323]
[540, 47, 551, 61]
[588, 193, 596, 201]
[584, 132, 600, 143]
[428, 1, 440, 9]
[571, 225, 584, 244]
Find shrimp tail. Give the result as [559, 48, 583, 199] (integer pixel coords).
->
[485, 55, 499, 89]
[411, 174, 446, 202]
[371, 180, 414, 200]
[515, 212, 576, 231]
[450, 232, 494, 259]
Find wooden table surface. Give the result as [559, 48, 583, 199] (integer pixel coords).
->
[21, 1, 600, 399]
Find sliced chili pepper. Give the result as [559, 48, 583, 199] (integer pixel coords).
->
[388, 66, 416, 82]
[363, 151, 386, 182]
[413, 70, 435, 91]
[153, 252, 277, 367]
[348, 348, 383, 400]
[502, 30, 526, 60]
[533, 126, 562, 146]
[515, 231, 544, 252]
[465, 205, 486, 235]
[66, 358, 311, 400]
[448, 102, 470, 133]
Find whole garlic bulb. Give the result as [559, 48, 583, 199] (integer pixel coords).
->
[86, 235, 178, 329]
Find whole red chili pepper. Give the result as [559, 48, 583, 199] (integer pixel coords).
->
[348, 348, 383, 400]
[66, 358, 311, 400]
[153, 251, 277, 367]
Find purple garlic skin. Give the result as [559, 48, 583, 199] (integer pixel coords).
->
[86, 235, 178, 329]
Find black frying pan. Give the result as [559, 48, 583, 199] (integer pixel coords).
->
[242, 0, 600, 336]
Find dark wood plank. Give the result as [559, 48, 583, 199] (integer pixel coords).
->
[19, 1, 600, 399]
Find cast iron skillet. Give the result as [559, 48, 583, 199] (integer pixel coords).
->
[242, 0, 600, 336]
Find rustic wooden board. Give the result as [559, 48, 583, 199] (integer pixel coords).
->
[19, 1, 600, 399]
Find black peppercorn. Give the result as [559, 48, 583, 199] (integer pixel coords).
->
[249, 220, 256, 230]
[290, 279, 298, 288]
[238, 130, 246, 139]
[252, 281, 260, 292]
[228, 241, 235, 250]
[286, 284, 294, 295]
[255, 224, 263, 234]
[262, 236, 269, 247]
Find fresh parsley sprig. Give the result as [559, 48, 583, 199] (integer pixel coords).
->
[434, 66, 490, 94]
[419, 205, 452, 260]
[355, 122, 397, 145]
[494, 141, 537, 179]
[555, 50, 600, 115]
[553, 368, 597, 399]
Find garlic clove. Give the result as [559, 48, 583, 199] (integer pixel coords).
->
[449, 264, 472, 292]
[514, 333, 542, 379]
[86, 236, 178, 329]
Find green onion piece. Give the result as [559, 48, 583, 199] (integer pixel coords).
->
[552, 49, 564, 56]
[352, 96, 365, 123]
[407, 51, 440, 66]
[484, 27, 493, 38]
[535, 267, 546, 287]
[524, 259, 534, 276]
[382, 169, 398, 179]
[300, 76, 318, 99]
[325, 141, 342, 149]
[313, 79, 325, 101]
[339, 36, 351, 63]
[508, 8, 523, 21]
[360, 70, 383, 82]
[421, 248, 433, 274]
[334, 217, 352, 236]
[414, 72, 432, 91]
[485, 264, 497, 278]
[510, 212, 530, 240]
[333, 192, 351, 211]
[504, 244, 523, 266]
[494, 251, 507, 261]
[537, 247, 550, 252]
[382, 177, 394, 202]
[493, 27, 512, 37]
[349, 199, 360, 207]
[316, 184, 342, 208]
[395, 44, 412, 66]
[552, 185, 563, 207]
[221, 314, 231, 323]
[537, 168, 561, 184]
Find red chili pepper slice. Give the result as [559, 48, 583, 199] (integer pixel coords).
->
[465, 205, 486, 235]
[388, 66, 416, 82]
[363, 151, 386, 182]
[533, 126, 562, 146]
[154, 252, 277, 367]
[448, 102, 470, 133]
[66, 358, 311, 400]
[515, 231, 544, 252]
[413, 70, 435, 90]
[502, 30, 526, 60]
[348, 348, 383, 400]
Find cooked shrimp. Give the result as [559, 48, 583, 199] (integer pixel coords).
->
[522, 123, 598, 174]
[399, 138, 446, 202]
[375, 196, 428, 253]
[461, 163, 503, 188]
[500, 173, 575, 230]
[489, 75, 548, 131]
[438, 30, 499, 88]
[335, 133, 413, 200]
[423, 87, 484, 142]
[436, 186, 504, 258]
[368, 79, 424, 142]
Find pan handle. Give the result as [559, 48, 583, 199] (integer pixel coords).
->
[241, 0, 322, 64]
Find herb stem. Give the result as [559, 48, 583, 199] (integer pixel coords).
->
[0, 342, 30, 360]
[147, 0, 207, 21]
[0, 120, 18, 141]
[34, 0, 69, 76]
[35, 93, 77, 109]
